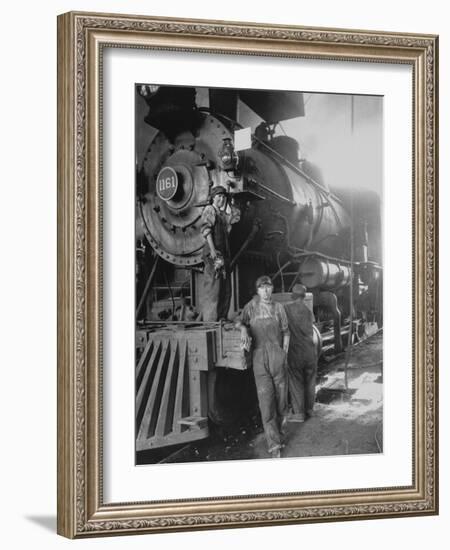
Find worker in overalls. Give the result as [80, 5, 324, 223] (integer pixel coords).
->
[236, 276, 290, 458]
[200, 185, 239, 321]
[200, 185, 240, 424]
[284, 284, 318, 421]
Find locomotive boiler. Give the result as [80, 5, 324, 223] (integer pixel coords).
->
[135, 85, 382, 453]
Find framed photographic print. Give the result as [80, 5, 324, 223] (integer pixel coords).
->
[57, 11, 439, 538]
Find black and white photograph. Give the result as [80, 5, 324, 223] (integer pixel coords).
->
[135, 84, 383, 465]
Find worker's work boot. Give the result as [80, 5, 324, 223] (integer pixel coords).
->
[269, 445, 282, 459]
[289, 413, 305, 423]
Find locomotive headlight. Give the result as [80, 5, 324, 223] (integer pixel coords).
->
[218, 137, 239, 172]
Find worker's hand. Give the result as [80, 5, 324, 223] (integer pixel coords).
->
[240, 328, 251, 352]
[213, 254, 224, 270]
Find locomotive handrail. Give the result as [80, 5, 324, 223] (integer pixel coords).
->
[254, 136, 345, 205]
[254, 136, 346, 235]
[253, 180, 296, 205]
[255, 138, 347, 235]
[292, 250, 357, 265]
[293, 250, 382, 270]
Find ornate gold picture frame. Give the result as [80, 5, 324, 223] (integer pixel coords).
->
[57, 11, 438, 538]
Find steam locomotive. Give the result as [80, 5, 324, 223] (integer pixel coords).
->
[135, 85, 382, 453]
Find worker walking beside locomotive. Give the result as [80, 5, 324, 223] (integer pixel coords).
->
[236, 276, 290, 458]
[284, 284, 318, 422]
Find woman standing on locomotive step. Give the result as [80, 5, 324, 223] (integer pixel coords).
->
[236, 275, 290, 458]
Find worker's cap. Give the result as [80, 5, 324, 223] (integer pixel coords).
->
[256, 275, 273, 288]
[209, 185, 228, 199]
[292, 283, 307, 298]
